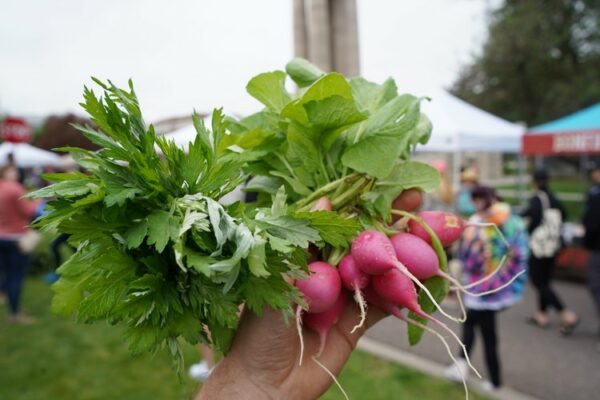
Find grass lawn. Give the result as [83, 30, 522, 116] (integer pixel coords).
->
[1, 278, 484, 400]
[495, 178, 590, 193]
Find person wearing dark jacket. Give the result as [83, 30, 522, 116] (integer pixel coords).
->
[522, 170, 579, 334]
[583, 161, 600, 335]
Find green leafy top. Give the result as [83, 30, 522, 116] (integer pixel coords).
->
[28, 79, 360, 371]
[237, 59, 446, 344]
[235, 58, 439, 221]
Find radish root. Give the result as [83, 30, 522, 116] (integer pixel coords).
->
[455, 290, 467, 323]
[419, 311, 482, 379]
[395, 261, 463, 323]
[296, 305, 305, 366]
[351, 287, 367, 334]
[398, 312, 470, 400]
[312, 355, 349, 400]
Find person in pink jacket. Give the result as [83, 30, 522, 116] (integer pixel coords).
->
[0, 164, 40, 323]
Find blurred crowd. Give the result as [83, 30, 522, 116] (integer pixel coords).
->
[425, 158, 600, 391]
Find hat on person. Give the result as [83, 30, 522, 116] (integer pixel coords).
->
[533, 169, 549, 182]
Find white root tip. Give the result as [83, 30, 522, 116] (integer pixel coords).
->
[395, 261, 463, 323]
[312, 355, 349, 400]
[455, 290, 467, 323]
[458, 269, 526, 297]
[426, 315, 482, 379]
[350, 287, 367, 334]
[296, 305, 305, 367]
[459, 254, 508, 290]
[401, 314, 469, 400]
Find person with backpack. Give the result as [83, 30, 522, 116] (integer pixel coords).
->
[582, 161, 600, 338]
[522, 170, 579, 334]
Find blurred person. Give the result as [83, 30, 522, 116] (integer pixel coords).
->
[0, 165, 40, 323]
[456, 167, 479, 217]
[445, 186, 528, 391]
[583, 161, 600, 337]
[522, 170, 579, 334]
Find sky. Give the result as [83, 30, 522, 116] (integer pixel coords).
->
[0, 0, 497, 122]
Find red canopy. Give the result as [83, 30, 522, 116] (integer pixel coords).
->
[522, 103, 600, 155]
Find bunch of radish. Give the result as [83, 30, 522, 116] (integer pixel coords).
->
[294, 205, 521, 399]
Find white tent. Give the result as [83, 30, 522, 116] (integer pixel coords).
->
[416, 90, 526, 193]
[0, 142, 61, 168]
[419, 90, 524, 153]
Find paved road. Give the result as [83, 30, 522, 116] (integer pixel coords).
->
[365, 281, 599, 400]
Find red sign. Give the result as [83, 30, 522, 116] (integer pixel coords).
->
[522, 130, 600, 155]
[0, 117, 33, 143]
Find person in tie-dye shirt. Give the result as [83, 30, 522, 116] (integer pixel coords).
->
[445, 186, 528, 391]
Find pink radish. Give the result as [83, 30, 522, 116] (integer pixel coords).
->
[295, 261, 341, 366]
[392, 232, 523, 303]
[351, 230, 399, 275]
[371, 269, 481, 381]
[408, 211, 466, 247]
[338, 255, 369, 333]
[351, 230, 459, 322]
[303, 291, 348, 356]
[296, 261, 341, 314]
[391, 233, 439, 280]
[310, 196, 333, 211]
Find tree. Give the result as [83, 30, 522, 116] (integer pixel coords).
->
[451, 0, 600, 126]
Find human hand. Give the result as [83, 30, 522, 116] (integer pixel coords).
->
[196, 297, 386, 400]
[196, 189, 421, 400]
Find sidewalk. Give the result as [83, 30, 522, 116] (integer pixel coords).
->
[363, 281, 599, 400]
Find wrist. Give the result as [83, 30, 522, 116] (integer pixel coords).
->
[196, 356, 282, 400]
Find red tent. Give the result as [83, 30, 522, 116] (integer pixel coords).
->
[522, 103, 600, 155]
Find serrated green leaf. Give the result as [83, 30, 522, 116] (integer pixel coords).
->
[269, 171, 312, 197]
[271, 186, 288, 217]
[292, 211, 360, 248]
[256, 215, 320, 249]
[248, 240, 269, 277]
[26, 179, 94, 199]
[125, 219, 148, 249]
[104, 187, 140, 207]
[146, 210, 172, 253]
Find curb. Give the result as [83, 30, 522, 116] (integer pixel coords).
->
[357, 337, 539, 400]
